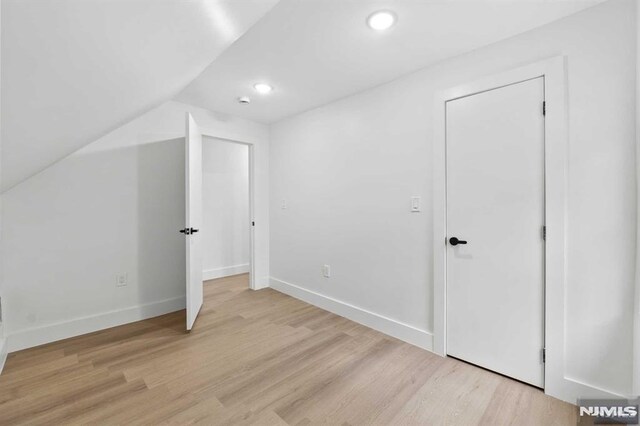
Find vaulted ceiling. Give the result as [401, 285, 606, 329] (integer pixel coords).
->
[1, 0, 279, 190]
[175, 0, 604, 124]
[2, 0, 605, 191]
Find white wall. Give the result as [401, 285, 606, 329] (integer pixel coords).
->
[202, 138, 250, 280]
[2, 100, 269, 352]
[270, 0, 636, 399]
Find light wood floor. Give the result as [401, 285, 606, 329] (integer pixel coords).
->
[0, 273, 578, 425]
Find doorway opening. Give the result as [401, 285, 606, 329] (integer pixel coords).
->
[183, 113, 257, 331]
[202, 136, 252, 290]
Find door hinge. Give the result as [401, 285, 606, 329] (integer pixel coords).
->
[542, 226, 546, 241]
[542, 101, 546, 116]
[252, 221, 255, 227]
[542, 348, 546, 363]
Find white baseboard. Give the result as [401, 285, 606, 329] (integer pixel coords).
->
[203, 264, 250, 281]
[550, 376, 627, 404]
[269, 277, 433, 351]
[7, 296, 185, 353]
[268, 278, 630, 404]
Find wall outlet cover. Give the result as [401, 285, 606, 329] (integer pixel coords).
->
[116, 273, 128, 287]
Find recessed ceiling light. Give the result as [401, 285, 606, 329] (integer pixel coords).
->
[253, 83, 273, 94]
[367, 10, 397, 31]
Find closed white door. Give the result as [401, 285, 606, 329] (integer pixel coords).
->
[184, 113, 203, 331]
[446, 77, 545, 387]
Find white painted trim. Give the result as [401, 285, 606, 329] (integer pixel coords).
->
[7, 296, 185, 353]
[0, 337, 7, 376]
[254, 276, 270, 290]
[203, 264, 250, 281]
[634, 0, 640, 398]
[434, 56, 623, 404]
[269, 277, 433, 351]
[248, 143, 257, 290]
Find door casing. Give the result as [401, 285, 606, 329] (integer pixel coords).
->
[433, 57, 577, 402]
[185, 123, 258, 292]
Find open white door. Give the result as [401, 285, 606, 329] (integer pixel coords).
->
[184, 113, 203, 331]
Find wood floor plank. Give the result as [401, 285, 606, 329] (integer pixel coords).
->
[0, 273, 578, 425]
[389, 359, 505, 425]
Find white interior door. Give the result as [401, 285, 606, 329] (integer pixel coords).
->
[185, 113, 203, 331]
[446, 77, 545, 387]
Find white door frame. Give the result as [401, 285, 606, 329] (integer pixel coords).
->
[433, 56, 573, 400]
[201, 133, 257, 291]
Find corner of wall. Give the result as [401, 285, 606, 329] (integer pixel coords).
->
[0, 325, 7, 376]
[203, 264, 250, 281]
[634, 0, 640, 397]
[254, 276, 270, 290]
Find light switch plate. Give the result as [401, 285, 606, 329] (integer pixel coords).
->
[411, 196, 421, 212]
[322, 264, 331, 278]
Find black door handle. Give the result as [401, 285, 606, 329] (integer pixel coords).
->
[179, 228, 199, 235]
[449, 237, 467, 246]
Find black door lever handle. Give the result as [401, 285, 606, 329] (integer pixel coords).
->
[449, 237, 467, 246]
[179, 228, 199, 235]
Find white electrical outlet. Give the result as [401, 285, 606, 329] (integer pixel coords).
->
[116, 273, 128, 287]
[281, 199, 287, 209]
[322, 264, 331, 278]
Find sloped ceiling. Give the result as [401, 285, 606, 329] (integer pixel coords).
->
[1, 0, 279, 191]
[175, 0, 604, 124]
[2, 0, 606, 191]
